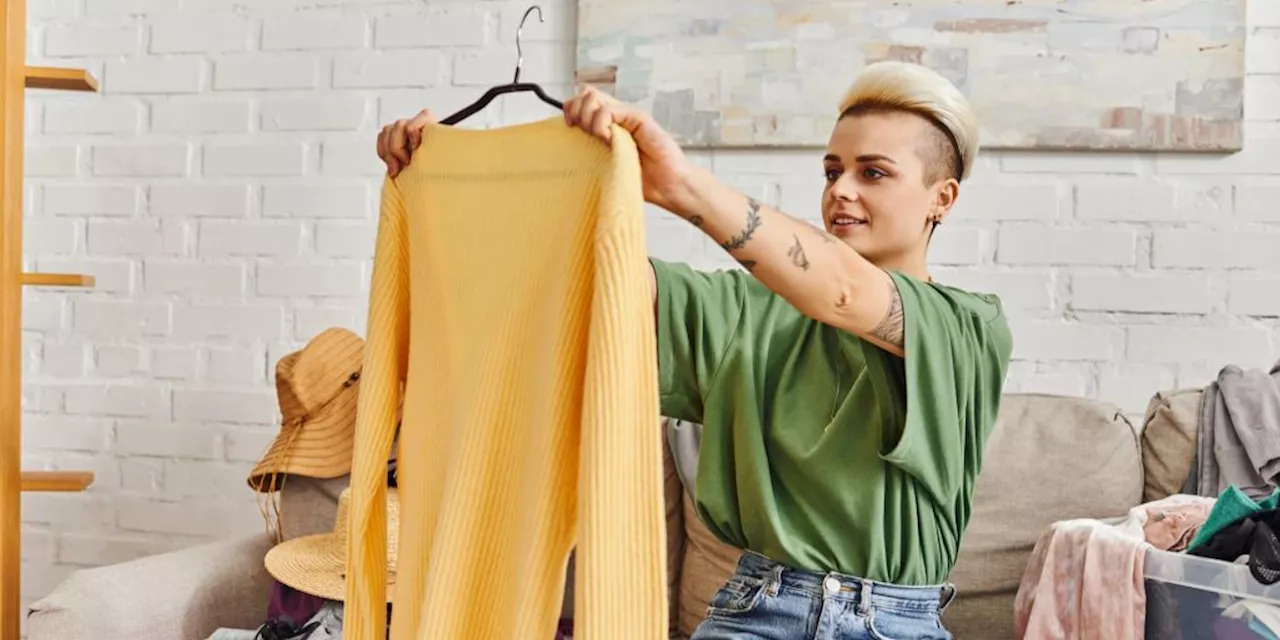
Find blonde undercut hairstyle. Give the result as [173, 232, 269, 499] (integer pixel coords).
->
[837, 61, 980, 184]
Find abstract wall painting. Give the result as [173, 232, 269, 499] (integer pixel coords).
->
[574, 0, 1246, 151]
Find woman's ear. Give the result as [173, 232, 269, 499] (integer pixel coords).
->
[931, 179, 960, 224]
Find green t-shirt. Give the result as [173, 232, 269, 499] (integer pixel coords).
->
[652, 258, 1013, 586]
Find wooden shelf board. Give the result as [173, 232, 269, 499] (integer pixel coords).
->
[20, 471, 94, 492]
[20, 272, 94, 287]
[23, 66, 98, 92]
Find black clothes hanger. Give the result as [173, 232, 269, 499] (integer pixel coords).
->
[440, 5, 563, 125]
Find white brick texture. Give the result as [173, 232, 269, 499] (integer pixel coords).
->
[333, 51, 447, 88]
[104, 59, 203, 94]
[213, 57, 319, 91]
[44, 25, 141, 57]
[149, 16, 253, 54]
[92, 144, 191, 177]
[374, 9, 491, 48]
[43, 100, 141, 135]
[15, 0, 1280, 610]
[151, 100, 251, 134]
[203, 143, 306, 176]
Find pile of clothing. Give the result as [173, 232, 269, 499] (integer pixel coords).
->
[1015, 358, 1280, 640]
[1014, 493, 1216, 639]
[1147, 485, 1280, 640]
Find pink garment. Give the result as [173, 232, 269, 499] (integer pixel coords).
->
[1144, 498, 1214, 552]
[1013, 494, 1216, 640]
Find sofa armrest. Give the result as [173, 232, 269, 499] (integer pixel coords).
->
[27, 533, 275, 640]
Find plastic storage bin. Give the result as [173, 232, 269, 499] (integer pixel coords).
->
[1144, 547, 1280, 639]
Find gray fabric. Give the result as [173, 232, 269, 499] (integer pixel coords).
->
[1194, 380, 1219, 494]
[1223, 361, 1280, 479]
[666, 418, 702, 502]
[27, 533, 274, 640]
[302, 603, 344, 639]
[206, 601, 344, 640]
[1195, 358, 1280, 498]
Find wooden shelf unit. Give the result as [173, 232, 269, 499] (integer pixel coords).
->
[23, 66, 98, 92]
[20, 272, 95, 287]
[3, 0, 99, 635]
[21, 471, 95, 492]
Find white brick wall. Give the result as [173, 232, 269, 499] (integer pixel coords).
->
[15, 0, 1280, 617]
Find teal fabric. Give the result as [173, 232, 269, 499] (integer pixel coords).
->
[1249, 617, 1280, 640]
[1189, 485, 1280, 551]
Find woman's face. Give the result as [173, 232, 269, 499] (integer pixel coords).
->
[821, 110, 959, 266]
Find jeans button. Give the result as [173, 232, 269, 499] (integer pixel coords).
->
[823, 576, 841, 594]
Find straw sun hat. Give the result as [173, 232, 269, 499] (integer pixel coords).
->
[248, 327, 364, 493]
[264, 486, 400, 601]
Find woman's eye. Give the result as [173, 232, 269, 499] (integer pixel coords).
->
[862, 167, 887, 179]
[823, 168, 841, 182]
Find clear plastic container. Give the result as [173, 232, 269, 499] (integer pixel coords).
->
[1144, 547, 1280, 638]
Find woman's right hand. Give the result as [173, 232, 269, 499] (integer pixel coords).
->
[377, 109, 436, 178]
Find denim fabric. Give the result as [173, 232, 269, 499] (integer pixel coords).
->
[690, 552, 955, 640]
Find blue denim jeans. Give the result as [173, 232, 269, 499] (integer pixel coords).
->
[690, 552, 956, 640]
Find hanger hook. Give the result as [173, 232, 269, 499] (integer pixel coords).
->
[515, 5, 544, 83]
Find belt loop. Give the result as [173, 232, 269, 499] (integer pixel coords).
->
[857, 579, 873, 616]
[767, 564, 783, 597]
[939, 582, 957, 613]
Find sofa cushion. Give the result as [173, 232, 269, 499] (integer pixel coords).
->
[1141, 388, 1203, 501]
[27, 534, 276, 640]
[943, 393, 1143, 639]
[278, 475, 349, 540]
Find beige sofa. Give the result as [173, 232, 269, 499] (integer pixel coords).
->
[26, 391, 1203, 640]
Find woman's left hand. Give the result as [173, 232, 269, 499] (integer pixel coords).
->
[563, 86, 696, 213]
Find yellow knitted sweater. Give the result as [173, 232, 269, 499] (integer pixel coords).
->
[343, 117, 667, 639]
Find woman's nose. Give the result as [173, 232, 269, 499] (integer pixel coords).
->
[830, 175, 859, 202]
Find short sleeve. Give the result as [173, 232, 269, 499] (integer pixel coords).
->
[875, 271, 1014, 502]
[650, 259, 748, 423]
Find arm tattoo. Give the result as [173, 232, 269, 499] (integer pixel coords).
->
[719, 197, 762, 252]
[871, 280, 905, 347]
[738, 259, 757, 272]
[786, 234, 810, 271]
[689, 214, 704, 227]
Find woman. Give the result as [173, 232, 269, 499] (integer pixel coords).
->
[377, 61, 1013, 640]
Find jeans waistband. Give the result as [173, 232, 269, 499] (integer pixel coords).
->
[734, 551, 957, 615]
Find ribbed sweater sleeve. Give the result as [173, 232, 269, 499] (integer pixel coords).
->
[575, 127, 667, 639]
[344, 175, 410, 639]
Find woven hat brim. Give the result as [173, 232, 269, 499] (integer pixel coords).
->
[248, 384, 359, 492]
[264, 533, 397, 602]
